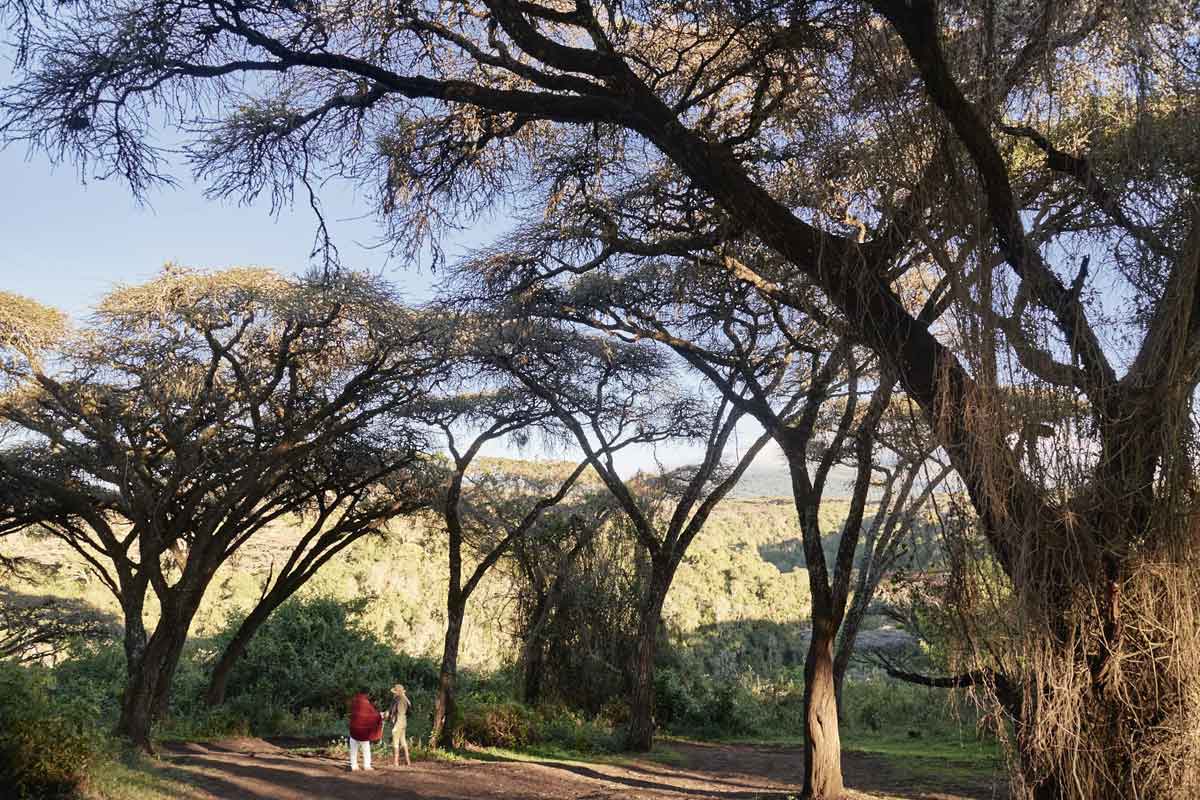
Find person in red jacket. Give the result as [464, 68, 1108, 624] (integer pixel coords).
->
[347, 689, 383, 771]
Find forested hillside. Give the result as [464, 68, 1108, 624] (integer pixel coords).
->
[0, 489, 885, 673]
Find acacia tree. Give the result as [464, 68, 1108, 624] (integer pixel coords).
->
[489, 321, 771, 751]
[420, 320, 680, 746]
[465, 248, 950, 791]
[203, 452, 439, 707]
[0, 268, 438, 750]
[421, 407, 584, 747]
[507, 491, 615, 706]
[6, 1, 1200, 795]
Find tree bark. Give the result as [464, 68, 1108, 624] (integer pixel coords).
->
[520, 588, 551, 706]
[116, 615, 191, 752]
[522, 636, 546, 706]
[204, 594, 280, 707]
[624, 561, 671, 752]
[832, 589, 869, 714]
[803, 622, 845, 799]
[431, 598, 465, 748]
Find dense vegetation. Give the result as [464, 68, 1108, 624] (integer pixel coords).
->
[6, 1, 1199, 797]
[0, 489, 985, 798]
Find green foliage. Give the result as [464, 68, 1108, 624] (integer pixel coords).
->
[0, 661, 102, 799]
[206, 595, 439, 735]
[840, 673, 972, 740]
[221, 596, 394, 708]
[653, 665, 804, 739]
[447, 695, 620, 753]
[37, 596, 445, 743]
[453, 698, 538, 748]
[3, 487, 977, 766]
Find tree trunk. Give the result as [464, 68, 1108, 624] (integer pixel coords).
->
[204, 596, 280, 707]
[831, 618, 859, 715]
[521, 558, 578, 705]
[519, 588, 553, 706]
[522, 641, 545, 706]
[116, 620, 190, 752]
[430, 599, 465, 748]
[831, 578, 872, 715]
[803, 623, 845, 799]
[624, 562, 670, 753]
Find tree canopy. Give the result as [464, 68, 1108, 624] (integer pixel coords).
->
[0, 266, 442, 748]
[4, 0, 1200, 795]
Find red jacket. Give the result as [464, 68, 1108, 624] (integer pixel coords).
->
[348, 693, 383, 742]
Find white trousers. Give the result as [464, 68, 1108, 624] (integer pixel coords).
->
[349, 736, 373, 770]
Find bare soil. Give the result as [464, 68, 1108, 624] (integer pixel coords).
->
[151, 737, 1003, 800]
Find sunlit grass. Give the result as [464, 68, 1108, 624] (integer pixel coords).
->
[464, 740, 686, 767]
[84, 749, 210, 800]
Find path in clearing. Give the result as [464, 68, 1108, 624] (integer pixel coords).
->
[154, 737, 1002, 800]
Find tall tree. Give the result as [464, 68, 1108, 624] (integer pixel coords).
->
[423, 441, 592, 747]
[6, 2, 1200, 795]
[0, 268, 438, 750]
[419, 319, 679, 746]
[492, 321, 771, 751]
[465, 248, 949, 792]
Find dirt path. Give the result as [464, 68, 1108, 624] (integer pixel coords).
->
[155, 738, 1002, 800]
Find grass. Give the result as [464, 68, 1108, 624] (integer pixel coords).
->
[659, 726, 1001, 788]
[465, 740, 686, 768]
[83, 749, 212, 800]
[844, 730, 1000, 763]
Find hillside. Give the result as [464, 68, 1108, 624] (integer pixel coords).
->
[0, 496, 838, 672]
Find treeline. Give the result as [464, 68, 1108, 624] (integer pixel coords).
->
[0, 493, 825, 676]
[0, 265, 959, 800]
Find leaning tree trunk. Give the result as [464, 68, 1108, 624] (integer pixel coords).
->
[831, 597, 867, 717]
[204, 592, 283, 707]
[832, 562, 877, 715]
[624, 561, 672, 753]
[430, 597, 466, 748]
[803, 617, 845, 799]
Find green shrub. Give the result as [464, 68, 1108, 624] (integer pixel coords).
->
[840, 673, 970, 739]
[534, 704, 619, 753]
[47, 642, 125, 724]
[453, 699, 538, 748]
[0, 662, 102, 800]
[653, 666, 702, 729]
[208, 594, 440, 735]
[446, 695, 621, 754]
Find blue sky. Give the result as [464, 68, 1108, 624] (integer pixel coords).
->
[0, 146, 456, 318]
[0, 141, 770, 476]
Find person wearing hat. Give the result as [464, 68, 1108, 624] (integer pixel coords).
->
[347, 687, 384, 771]
[385, 684, 413, 767]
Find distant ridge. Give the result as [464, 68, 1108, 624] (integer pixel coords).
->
[729, 463, 860, 500]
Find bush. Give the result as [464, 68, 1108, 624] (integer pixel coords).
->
[43, 595, 444, 743]
[0, 662, 102, 799]
[209, 595, 440, 734]
[446, 694, 621, 754]
[453, 699, 538, 748]
[47, 642, 125, 725]
[840, 673, 970, 738]
[534, 704, 619, 753]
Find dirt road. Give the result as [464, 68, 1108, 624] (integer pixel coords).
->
[155, 737, 1000, 800]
